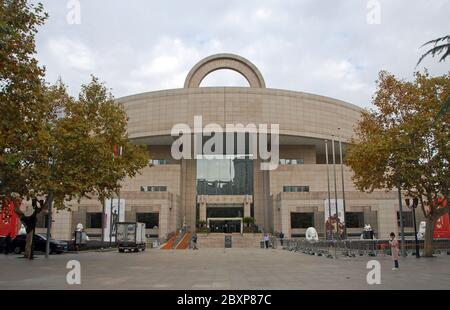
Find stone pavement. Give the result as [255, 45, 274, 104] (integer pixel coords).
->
[0, 248, 449, 290]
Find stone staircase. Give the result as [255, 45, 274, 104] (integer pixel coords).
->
[197, 233, 263, 248]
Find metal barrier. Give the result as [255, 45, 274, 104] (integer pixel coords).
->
[279, 238, 450, 258]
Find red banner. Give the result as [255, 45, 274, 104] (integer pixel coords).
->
[434, 213, 450, 239]
[433, 198, 450, 239]
[0, 200, 20, 237]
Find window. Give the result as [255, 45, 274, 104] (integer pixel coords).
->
[86, 212, 103, 228]
[206, 204, 244, 218]
[280, 159, 304, 165]
[136, 213, 159, 229]
[397, 211, 413, 227]
[150, 159, 172, 165]
[140, 186, 167, 192]
[197, 155, 253, 195]
[283, 186, 309, 193]
[345, 212, 364, 228]
[291, 212, 314, 228]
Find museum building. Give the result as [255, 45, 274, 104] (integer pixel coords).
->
[31, 53, 424, 242]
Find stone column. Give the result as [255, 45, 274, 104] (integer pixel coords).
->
[244, 195, 251, 218]
[200, 202, 207, 221]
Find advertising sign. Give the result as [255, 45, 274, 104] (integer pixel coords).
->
[324, 199, 345, 240]
[434, 214, 450, 239]
[103, 199, 125, 242]
[0, 200, 19, 237]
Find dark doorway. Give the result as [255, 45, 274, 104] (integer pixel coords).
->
[209, 220, 241, 233]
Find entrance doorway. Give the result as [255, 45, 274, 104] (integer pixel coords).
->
[207, 218, 243, 233]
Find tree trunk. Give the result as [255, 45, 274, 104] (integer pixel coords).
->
[24, 228, 34, 259]
[423, 217, 436, 257]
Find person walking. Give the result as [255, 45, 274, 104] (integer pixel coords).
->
[264, 234, 270, 249]
[389, 232, 400, 270]
[4, 233, 12, 255]
[279, 232, 284, 247]
[192, 233, 198, 250]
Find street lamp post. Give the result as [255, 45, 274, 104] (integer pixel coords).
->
[405, 198, 420, 258]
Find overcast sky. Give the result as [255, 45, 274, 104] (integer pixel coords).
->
[32, 0, 449, 108]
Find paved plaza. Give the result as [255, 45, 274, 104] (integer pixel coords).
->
[0, 248, 449, 290]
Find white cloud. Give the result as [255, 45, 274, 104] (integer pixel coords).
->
[47, 38, 95, 71]
[313, 60, 366, 91]
[35, 0, 450, 108]
[254, 8, 272, 20]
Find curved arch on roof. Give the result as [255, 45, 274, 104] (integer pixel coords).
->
[184, 53, 266, 88]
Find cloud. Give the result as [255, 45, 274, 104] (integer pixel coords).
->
[35, 0, 450, 108]
[313, 60, 366, 91]
[47, 38, 95, 71]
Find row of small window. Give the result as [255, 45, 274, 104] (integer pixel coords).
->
[290, 211, 417, 229]
[290, 212, 366, 229]
[86, 212, 159, 229]
[279, 159, 304, 165]
[140, 186, 167, 192]
[283, 186, 310, 193]
[149, 159, 172, 165]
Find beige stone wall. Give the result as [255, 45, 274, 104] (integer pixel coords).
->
[279, 145, 316, 164]
[121, 164, 181, 195]
[273, 191, 401, 239]
[118, 87, 361, 143]
[270, 164, 358, 194]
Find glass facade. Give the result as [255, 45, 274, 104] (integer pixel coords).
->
[206, 204, 244, 218]
[196, 155, 253, 195]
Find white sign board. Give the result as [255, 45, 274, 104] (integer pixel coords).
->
[324, 199, 345, 240]
[103, 199, 125, 242]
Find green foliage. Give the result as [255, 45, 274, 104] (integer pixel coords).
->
[417, 35, 450, 66]
[243, 217, 255, 226]
[1, 0, 49, 200]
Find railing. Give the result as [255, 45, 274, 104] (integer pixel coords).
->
[276, 238, 450, 258]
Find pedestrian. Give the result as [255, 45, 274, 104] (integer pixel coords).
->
[4, 233, 12, 255]
[264, 233, 270, 249]
[279, 232, 284, 246]
[389, 232, 400, 270]
[192, 233, 198, 250]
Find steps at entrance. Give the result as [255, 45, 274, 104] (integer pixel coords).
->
[175, 232, 192, 249]
[161, 233, 179, 250]
[197, 233, 263, 248]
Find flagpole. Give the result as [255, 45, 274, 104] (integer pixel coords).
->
[325, 140, 332, 241]
[331, 136, 339, 240]
[338, 128, 347, 239]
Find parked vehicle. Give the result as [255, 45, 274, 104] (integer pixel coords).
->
[12, 233, 68, 254]
[116, 222, 146, 253]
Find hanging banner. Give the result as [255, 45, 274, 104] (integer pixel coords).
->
[324, 199, 345, 240]
[0, 200, 19, 237]
[103, 199, 125, 242]
[433, 198, 450, 239]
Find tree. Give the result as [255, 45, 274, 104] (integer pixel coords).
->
[346, 71, 450, 257]
[1, 0, 50, 258]
[243, 217, 255, 227]
[1, 1, 149, 258]
[417, 35, 450, 119]
[417, 35, 450, 66]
